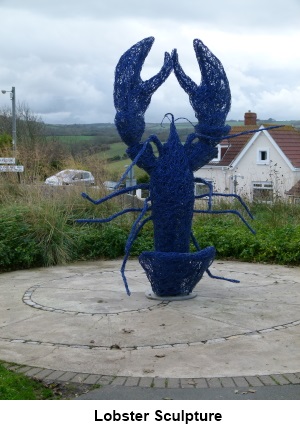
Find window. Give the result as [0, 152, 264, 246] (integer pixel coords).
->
[252, 181, 273, 202]
[195, 179, 213, 196]
[257, 148, 270, 164]
[260, 151, 268, 161]
[212, 144, 229, 162]
[73, 173, 83, 180]
[220, 146, 228, 159]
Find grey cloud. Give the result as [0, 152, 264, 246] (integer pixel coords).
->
[0, 1, 300, 124]
[2, 0, 300, 29]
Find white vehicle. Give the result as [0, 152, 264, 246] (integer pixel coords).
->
[45, 169, 95, 186]
[103, 180, 120, 190]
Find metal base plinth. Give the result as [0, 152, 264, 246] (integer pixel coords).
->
[145, 290, 197, 301]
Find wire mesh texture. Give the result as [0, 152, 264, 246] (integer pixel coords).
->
[79, 37, 257, 296]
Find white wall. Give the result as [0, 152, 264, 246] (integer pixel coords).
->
[194, 132, 300, 201]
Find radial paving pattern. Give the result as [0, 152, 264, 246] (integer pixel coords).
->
[0, 260, 300, 378]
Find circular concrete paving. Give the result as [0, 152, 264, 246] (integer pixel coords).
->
[1, 259, 300, 378]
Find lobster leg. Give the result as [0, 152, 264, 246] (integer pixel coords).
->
[194, 179, 255, 233]
[121, 195, 152, 295]
[190, 232, 239, 283]
[194, 206, 255, 234]
[121, 215, 152, 295]
[81, 183, 149, 205]
[200, 192, 254, 220]
[76, 207, 145, 224]
[194, 175, 255, 234]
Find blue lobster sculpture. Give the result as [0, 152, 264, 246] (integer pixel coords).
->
[78, 37, 256, 296]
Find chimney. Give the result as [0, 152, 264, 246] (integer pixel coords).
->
[244, 110, 257, 126]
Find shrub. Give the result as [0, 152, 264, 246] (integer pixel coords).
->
[71, 224, 128, 260]
[0, 181, 299, 272]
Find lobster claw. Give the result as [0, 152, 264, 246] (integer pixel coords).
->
[114, 37, 173, 146]
[172, 39, 231, 141]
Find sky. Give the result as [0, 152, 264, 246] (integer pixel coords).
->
[0, 0, 299, 125]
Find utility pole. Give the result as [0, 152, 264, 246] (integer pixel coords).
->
[1, 86, 17, 154]
[231, 173, 244, 194]
[1, 87, 23, 178]
[11, 86, 17, 154]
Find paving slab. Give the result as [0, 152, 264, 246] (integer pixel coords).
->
[0, 259, 300, 386]
[77, 384, 300, 400]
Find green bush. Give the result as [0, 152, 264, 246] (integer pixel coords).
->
[0, 207, 41, 270]
[192, 210, 300, 265]
[0, 182, 299, 273]
[71, 224, 129, 260]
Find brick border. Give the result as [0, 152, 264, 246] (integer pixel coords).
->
[22, 285, 168, 316]
[2, 362, 300, 389]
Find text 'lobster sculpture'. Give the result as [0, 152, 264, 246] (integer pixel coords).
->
[78, 37, 256, 297]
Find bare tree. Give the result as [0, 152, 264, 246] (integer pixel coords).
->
[0, 102, 68, 181]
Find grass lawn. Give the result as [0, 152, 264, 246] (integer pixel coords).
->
[0, 362, 99, 400]
[105, 157, 146, 179]
[0, 362, 57, 400]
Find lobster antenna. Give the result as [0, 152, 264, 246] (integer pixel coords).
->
[160, 112, 174, 128]
[175, 116, 195, 127]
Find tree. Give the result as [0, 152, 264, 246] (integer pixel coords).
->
[0, 133, 12, 155]
[0, 102, 68, 181]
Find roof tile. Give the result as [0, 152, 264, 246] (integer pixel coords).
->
[208, 125, 300, 168]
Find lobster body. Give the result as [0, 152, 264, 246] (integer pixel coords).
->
[150, 122, 194, 253]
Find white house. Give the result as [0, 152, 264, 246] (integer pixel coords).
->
[194, 112, 300, 203]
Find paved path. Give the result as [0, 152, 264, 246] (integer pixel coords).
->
[1, 259, 300, 398]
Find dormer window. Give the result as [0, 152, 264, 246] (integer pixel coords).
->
[212, 144, 229, 162]
[257, 148, 270, 164]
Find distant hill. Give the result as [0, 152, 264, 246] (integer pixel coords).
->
[44, 119, 300, 138]
[43, 119, 300, 179]
[44, 122, 196, 144]
[44, 123, 116, 137]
